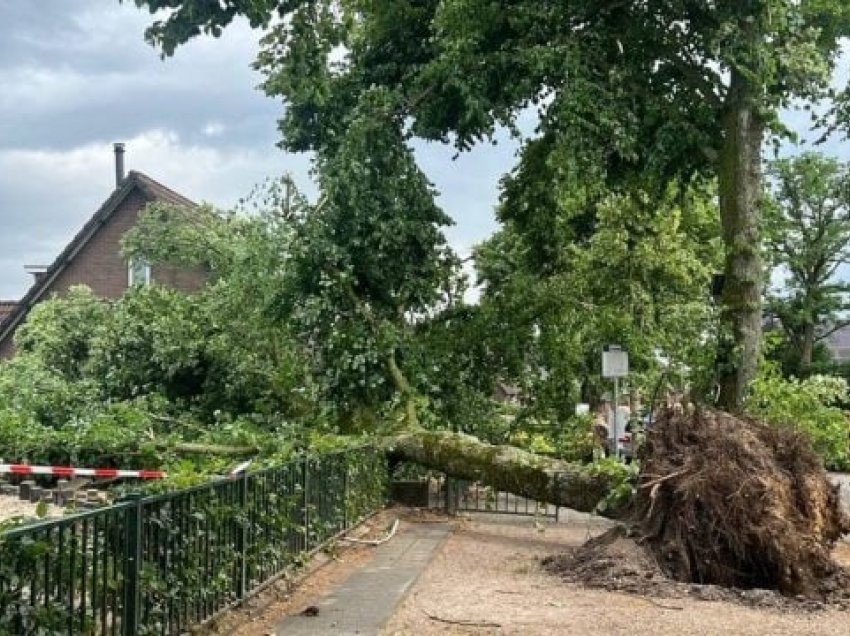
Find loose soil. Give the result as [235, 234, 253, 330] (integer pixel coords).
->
[632, 408, 849, 597]
[382, 513, 850, 636]
[544, 525, 850, 612]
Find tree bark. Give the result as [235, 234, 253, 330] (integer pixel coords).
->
[800, 321, 815, 371]
[163, 430, 621, 515]
[386, 352, 420, 427]
[169, 442, 258, 456]
[388, 428, 621, 514]
[716, 68, 764, 411]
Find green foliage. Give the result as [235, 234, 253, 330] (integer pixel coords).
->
[0, 354, 99, 430]
[88, 286, 208, 400]
[475, 182, 720, 416]
[405, 305, 501, 435]
[121, 201, 234, 271]
[763, 152, 850, 375]
[551, 415, 599, 463]
[269, 88, 463, 423]
[747, 363, 850, 470]
[123, 203, 311, 420]
[0, 394, 165, 469]
[15, 285, 108, 380]
[134, 1, 849, 153]
[0, 446, 388, 636]
[128, 0, 850, 409]
[590, 457, 638, 516]
[0, 166, 465, 471]
[0, 206, 313, 473]
[506, 414, 600, 464]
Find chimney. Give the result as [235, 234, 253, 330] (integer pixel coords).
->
[24, 265, 48, 283]
[113, 142, 126, 187]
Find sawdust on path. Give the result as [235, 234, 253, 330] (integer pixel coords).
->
[382, 513, 850, 636]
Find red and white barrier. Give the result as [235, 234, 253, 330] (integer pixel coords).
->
[0, 463, 166, 480]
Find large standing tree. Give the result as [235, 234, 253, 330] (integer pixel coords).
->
[764, 152, 850, 373]
[127, 0, 850, 410]
[475, 180, 721, 415]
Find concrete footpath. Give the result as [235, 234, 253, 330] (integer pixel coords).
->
[275, 522, 450, 635]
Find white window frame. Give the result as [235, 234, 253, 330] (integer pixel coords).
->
[128, 258, 151, 286]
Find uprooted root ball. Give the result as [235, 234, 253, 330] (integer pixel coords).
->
[633, 408, 849, 597]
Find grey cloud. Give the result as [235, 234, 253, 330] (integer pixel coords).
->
[3, 0, 849, 306]
[0, 0, 281, 151]
[0, 0, 517, 300]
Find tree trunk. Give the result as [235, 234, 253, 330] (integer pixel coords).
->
[386, 352, 420, 427]
[389, 428, 621, 514]
[157, 430, 621, 515]
[800, 322, 815, 371]
[168, 442, 258, 456]
[716, 68, 764, 411]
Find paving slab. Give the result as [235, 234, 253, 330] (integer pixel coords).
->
[275, 522, 449, 636]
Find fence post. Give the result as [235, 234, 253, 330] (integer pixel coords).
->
[302, 457, 310, 550]
[236, 472, 249, 600]
[343, 455, 350, 530]
[121, 494, 143, 636]
[553, 473, 561, 523]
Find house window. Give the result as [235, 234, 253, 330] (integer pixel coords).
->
[128, 259, 151, 286]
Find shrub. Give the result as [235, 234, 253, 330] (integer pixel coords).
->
[747, 368, 850, 471]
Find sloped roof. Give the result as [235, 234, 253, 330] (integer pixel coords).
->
[0, 171, 196, 347]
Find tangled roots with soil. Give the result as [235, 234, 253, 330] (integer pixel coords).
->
[633, 408, 849, 597]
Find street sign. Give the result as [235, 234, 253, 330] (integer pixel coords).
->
[602, 345, 629, 378]
[602, 344, 629, 461]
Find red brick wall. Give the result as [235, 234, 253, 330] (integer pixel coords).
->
[46, 191, 205, 299]
[0, 189, 207, 358]
[152, 263, 208, 292]
[0, 302, 17, 325]
[48, 190, 148, 298]
[0, 336, 12, 359]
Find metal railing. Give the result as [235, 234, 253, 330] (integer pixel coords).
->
[439, 476, 561, 520]
[0, 447, 387, 636]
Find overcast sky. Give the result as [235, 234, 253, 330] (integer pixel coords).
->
[0, 2, 847, 300]
[0, 0, 522, 299]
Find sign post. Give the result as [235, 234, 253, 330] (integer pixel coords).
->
[602, 345, 629, 458]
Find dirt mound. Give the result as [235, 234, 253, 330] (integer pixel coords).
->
[543, 526, 850, 611]
[543, 526, 670, 596]
[632, 408, 849, 597]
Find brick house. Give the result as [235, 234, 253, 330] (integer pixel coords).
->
[0, 302, 17, 328]
[0, 145, 205, 358]
[824, 325, 850, 363]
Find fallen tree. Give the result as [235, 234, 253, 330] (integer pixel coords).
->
[393, 409, 849, 599]
[389, 428, 622, 514]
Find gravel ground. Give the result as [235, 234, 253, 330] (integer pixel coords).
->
[382, 513, 850, 636]
[0, 494, 63, 523]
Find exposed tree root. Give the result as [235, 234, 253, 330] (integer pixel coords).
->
[632, 408, 849, 597]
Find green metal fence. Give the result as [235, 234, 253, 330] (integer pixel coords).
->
[441, 475, 561, 520]
[0, 447, 387, 636]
